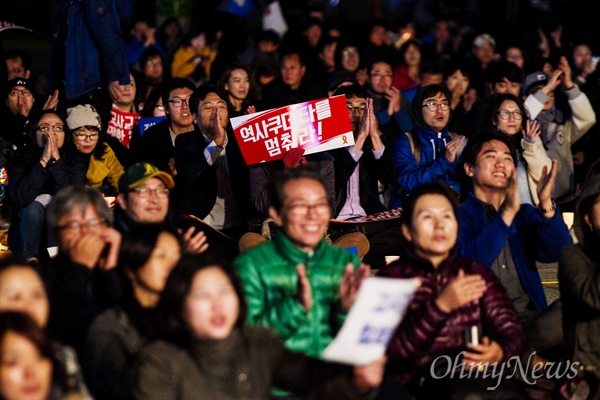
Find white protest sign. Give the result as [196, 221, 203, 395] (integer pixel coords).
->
[322, 277, 419, 365]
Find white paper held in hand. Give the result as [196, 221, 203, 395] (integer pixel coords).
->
[322, 277, 419, 365]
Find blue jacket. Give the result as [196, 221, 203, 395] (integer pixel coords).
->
[56, 0, 130, 100]
[389, 126, 460, 208]
[456, 193, 572, 311]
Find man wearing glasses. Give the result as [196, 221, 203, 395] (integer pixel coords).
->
[130, 77, 199, 177]
[114, 161, 208, 255]
[390, 83, 467, 209]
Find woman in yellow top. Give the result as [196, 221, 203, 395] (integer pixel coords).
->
[65, 104, 124, 196]
[170, 27, 217, 84]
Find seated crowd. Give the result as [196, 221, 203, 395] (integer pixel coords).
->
[1, 3, 599, 400]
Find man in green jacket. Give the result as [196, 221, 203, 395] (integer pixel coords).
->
[234, 167, 371, 397]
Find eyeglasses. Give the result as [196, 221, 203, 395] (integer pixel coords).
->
[168, 98, 190, 108]
[145, 60, 163, 67]
[422, 102, 450, 111]
[155, 105, 165, 111]
[285, 201, 330, 216]
[57, 218, 106, 232]
[37, 124, 64, 133]
[342, 50, 359, 57]
[129, 187, 170, 198]
[347, 104, 366, 114]
[73, 131, 99, 141]
[370, 73, 392, 79]
[9, 89, 32, 97]
[497, 110, 523, 120]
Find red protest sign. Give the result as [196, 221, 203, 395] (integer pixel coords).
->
[230, 95, 354, 165]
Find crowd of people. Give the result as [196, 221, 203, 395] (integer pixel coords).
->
[1, 1, 600, 399]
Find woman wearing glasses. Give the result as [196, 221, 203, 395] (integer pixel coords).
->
[480, 93, 552, 206]
[390, 84, 467, 208]
[6, 109, 86, 265]
[65, 104, 125, 197]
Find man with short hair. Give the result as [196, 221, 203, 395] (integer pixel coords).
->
[260, 49, 325, 110]
[114, 161, 208, 254]
[4, 48, 32, 80]
[234, 167, 370, 398]
[130, 77, 199, 177]
[173, 84, 255, 258]
[456, 132, 572, 361]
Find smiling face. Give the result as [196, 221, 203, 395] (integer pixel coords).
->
[0, 331, 52, 400]
[465, 139, 515, 193]
[183, 266, 240, 340]
[0, 267, 49, 328]
[118, 177, 170, 223]
[269, 177, 330, 252]
[402, 193, 457, 266]
[225, 69, 250, 102]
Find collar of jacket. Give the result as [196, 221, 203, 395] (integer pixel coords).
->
[271, 227, 329, 266]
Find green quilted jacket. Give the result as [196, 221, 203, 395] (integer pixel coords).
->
[234, 228, 361, 358]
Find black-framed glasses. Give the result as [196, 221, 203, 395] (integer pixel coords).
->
[57, 218, 106, 232]
[285, 201, 330, 217]
[155, 104, 165, 111]
[497, 110, 523, 120]
[37, 124, 64, 133]
[129, 187, 170, 198]
[342, 50, 359, 57]
[347, 104, 366, 114]
[168, 98, 190, 108]
[422, 102, 450, 111]
[73, 131, 99, 141]
[9, 89, 32, 97]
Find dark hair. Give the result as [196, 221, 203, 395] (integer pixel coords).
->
[155, 255, 247, 344]
[269, 166, 330, 213]
[367, 57, 395, 74]
[334, 41, 361, 72]
[410, 83, 452, 128]
[16, 109, 76, 168]
[461, 131, 517, 168]
[189, 84, 225, 111]
[401, 182, 460, 228]
[46, 186, 113, 233]
[280, 49, 307, 67]
[458, 131, 517, 199]
[161, 77, 197, 110]
[3, 48, 32, 71]
[333, 82, 370, 99]
[140, 85, 165, 118]
[256, 29, 280, 46]
[216, 63, 255, 112]
[398, 38, 422, 65]
[119, 223, 183, 276]
[139, 47, 166, 72]
[481, 93, 530, 134]
[0, 311, 67, 392]
[488, 60, 524, 85]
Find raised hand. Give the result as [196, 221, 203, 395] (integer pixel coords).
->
[385, 86, 401, 116]
[537, 159, 558, 217]
[182, 226, 209, 255]
[522, 119, 541, 142]
[445, 136, 467, 163]
[435, 269, 486, 313]
[339, 263, 371, 310]
[296, 264, 313, 311]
